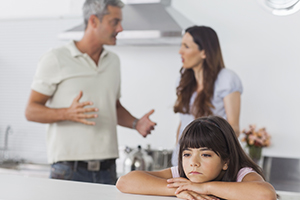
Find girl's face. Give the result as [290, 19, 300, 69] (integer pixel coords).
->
[179, 33, 206, 70]
[182, 147, 228, 183]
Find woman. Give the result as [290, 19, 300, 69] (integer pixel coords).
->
[172, 26, 243, 166]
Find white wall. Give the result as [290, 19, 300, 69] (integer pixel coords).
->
[0, 0, 84, 19]
[108, 45, 180, 150]
[172, 0, 300, 158]
[0, 17, 83, 163]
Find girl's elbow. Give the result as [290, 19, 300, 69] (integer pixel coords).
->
[116, 176, 127, 192]
[260, 184, 277, 200]
[262, 192, 277, 200]
[116, 175, 135, 193]
[266, 190, 277, 200]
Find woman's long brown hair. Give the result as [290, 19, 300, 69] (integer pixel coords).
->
[174, 26, 225, 118]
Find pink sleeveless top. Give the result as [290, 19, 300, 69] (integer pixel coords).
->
[171, 166, 256, 182]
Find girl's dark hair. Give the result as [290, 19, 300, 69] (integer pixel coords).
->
[174, 26, 225, 118]
[178, 116, 264, 182]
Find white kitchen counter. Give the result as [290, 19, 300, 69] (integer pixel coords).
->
[0, 174, 176, 200]
[0, 164, 50, 178]
[1, 174, 299, 200]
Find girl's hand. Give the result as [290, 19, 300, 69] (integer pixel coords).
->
[167, 177, 200, 193]
[176, 191, 219, 200]
[167, 177, 192, 188]
[173, 181, 209, 196]
[167, 178, 219, 200]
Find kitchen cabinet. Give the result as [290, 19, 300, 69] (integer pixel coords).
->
[262, 156, 300, 193]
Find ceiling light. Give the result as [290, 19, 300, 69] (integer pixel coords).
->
[257, 0, 300, 16]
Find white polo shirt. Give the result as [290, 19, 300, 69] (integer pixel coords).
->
[32, 41, 121, 163]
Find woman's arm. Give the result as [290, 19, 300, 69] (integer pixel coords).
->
[172, 172, 277, 200]
[223, 91, 241, 137]
[116, 168, 176, 196]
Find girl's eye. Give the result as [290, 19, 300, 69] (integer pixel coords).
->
[183, 153, 190, 157]
[202, 154, 211, 157]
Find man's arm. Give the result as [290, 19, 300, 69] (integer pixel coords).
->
[25, 90, 98, 125]
[116, 100, 156, 137]
[223, 91, 241, 137]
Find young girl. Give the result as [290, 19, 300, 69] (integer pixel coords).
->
[116, 116, 277, 200]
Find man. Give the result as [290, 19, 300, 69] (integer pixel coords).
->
[25, 0, 156, 185]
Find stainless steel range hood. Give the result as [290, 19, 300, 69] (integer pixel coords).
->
[58, 0, 193, 45]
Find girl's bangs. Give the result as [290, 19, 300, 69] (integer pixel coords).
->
[180, 123, 224, 156]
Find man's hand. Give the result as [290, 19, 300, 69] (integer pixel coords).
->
[65, 91, 98, 125]
[136, 109, 156, 137]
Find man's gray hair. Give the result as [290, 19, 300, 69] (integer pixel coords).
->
[83, 0, 124, 29]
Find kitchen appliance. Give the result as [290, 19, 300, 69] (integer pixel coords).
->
[123, 145, 153, 174]
[263, 156, 300, 193]
[58, 0, 193, 45]
[148, 148, 173, 170]
[123, 145, 172, 174]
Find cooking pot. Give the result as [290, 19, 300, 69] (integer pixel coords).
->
[123, 145, 173, 174]
[149, 149, 173, 170]
[123, 145, 153, 174]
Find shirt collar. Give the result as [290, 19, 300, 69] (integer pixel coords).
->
[67, 40, 109, 58]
